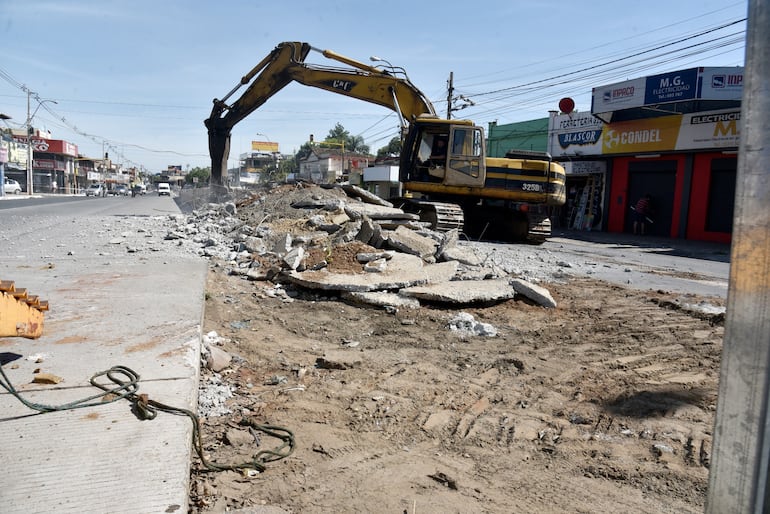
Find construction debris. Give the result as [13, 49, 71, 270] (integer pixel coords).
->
[169, 183, 557, 309]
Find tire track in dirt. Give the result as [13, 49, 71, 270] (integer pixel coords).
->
[193, 270, 722, 513]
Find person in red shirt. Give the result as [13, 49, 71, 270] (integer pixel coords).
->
[633, 194, 653, 235]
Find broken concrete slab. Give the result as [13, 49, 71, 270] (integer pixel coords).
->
[386, 226, 437, 260]
[341, 291, 421, 310]
[356, 216, 376, 245]
[356, 251, 395, 263]
[273, 234, 293, 254]
[435, 230, 482, 266]
[344, 203, 420, 221]
[377, 220, 427, 231]
[340, 184, 394, 208]
[284, 254, 458, 292]
[440, 245, 482, 266]
[363, 259, 388, 273]
[291, 197, 345, 211]
[205, 345, 232, 372]
[510, 278, 557, 308]
[283, 247, 305, 270]
[400, 278, 516, 304]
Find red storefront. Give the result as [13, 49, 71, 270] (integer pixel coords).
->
[607, 151, 735, 243]
[11, 136, 79, 193]
[549, 66, 743, 244]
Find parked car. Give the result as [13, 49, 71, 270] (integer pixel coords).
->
[3, 178, 23, 194]
[157, 183, 171, 196]
[113, 184, 129, 196]
[85, 183, 106, 197]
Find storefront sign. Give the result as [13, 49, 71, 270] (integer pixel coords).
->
[548, 112, 605, 157]
[591, 77, 646, 112]
[697, 67, 744, 101]
[562, 160, 606, 175]
[644, 68, 698, 104]
[676, 108, 741, 150]
[591, 66, 744, 122]
[602, 115, 682, 154]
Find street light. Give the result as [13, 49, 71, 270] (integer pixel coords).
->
[0, 113, 11, 198]
[26, 96, 58, 195]
[370, 55, 394, 72]
[369, 56, 408, 79]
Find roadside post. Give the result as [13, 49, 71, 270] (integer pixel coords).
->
[707, 0, 770, 512]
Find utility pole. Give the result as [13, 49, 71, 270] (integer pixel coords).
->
[26, 89, 33, 195]
[706, 0, 770, 511]
[447, 72, 454, 120]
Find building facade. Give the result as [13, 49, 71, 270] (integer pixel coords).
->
[489, 66, 743, 244]
[298, 147, 370, 184]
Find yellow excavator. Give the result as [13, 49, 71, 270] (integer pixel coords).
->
[205, 42, 566, 242]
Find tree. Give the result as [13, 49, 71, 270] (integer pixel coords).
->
[376, 136, 401, 159]
[324, 123, 370, 154]
[185, 166, 211, 187]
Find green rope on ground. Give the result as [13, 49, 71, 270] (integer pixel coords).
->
[0, 362, 295, 473]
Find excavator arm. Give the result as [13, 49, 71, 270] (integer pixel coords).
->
[205, 41, 437, 186]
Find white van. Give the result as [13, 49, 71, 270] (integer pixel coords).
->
[157, 183, 171, 196]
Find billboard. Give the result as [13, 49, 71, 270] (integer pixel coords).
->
[252, 141, 279, 152]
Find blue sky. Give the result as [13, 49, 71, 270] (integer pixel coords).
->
[0, 0, 748, 174]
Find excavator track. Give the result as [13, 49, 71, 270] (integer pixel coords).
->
[400, 199, 464, 232]
[0, 280, 48, 339]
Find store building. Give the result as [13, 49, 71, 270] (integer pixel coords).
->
[547, 66, 743, 243]
[8, 130, 80, 194]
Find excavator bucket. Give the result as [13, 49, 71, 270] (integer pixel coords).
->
[0, 280, 48, 339]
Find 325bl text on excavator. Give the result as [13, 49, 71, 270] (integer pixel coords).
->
[205, 42, 566, 242]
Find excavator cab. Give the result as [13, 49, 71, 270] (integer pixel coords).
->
[401, 119, 486, 189]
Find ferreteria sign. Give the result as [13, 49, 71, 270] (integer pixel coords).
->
[548, 112, 605, 157]
[548, 108, 741, 157]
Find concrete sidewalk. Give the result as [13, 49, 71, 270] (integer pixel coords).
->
[0, 198, 207, 513]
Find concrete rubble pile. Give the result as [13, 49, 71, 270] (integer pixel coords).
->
[166, 183, 557, 311]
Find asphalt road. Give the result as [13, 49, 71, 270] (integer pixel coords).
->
[464, 229, 730, 299]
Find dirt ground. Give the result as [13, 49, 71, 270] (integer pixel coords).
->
[186, 185, 724, 513]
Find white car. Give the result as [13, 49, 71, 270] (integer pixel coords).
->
[85, 183, 106, 197]
[157, 183, 171, 196]
[3, 178, 23, 194]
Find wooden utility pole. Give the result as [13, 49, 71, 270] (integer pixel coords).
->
[447, 72, 454, 120]
[707, 0, 770, 512]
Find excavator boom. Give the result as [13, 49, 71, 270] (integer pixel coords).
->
[205, 41, 436, 185]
